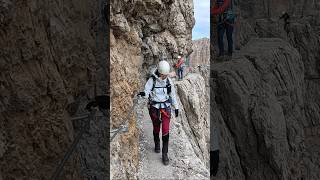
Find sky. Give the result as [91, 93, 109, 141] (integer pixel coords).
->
[192, 0, 210, 40]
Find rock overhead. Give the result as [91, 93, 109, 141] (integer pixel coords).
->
[211, 0, 320, 179]
[0, 0, 108, 179]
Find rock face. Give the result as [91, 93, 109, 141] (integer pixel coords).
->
[176, 74, 210, 167]
[110, 0, 195, 179]
[218, 0, 320, 52]
[189, 38, 210, 66]
[211, 0, 320, 179]
[0, 0, 108, 179]
[236, 0, 320, 24]
[212, 38, 306, 180]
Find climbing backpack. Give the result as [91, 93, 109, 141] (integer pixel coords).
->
[145, 65, 173, 106]
[150, 75, 172, 96]
[148, 75, 172, 107]
[221, 0, 236, 22]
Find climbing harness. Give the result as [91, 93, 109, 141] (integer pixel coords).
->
[160, 108, 170, 119]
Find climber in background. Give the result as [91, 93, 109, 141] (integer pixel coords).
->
[211, 0, 236, 57]
[175, 54, 185, 80]
[279, 11, 290, 34]
[138, 60, 179, 166]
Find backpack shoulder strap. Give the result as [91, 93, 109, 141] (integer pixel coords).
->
[166, 78, 170, 86]
[151, 75, 156, 92]
[166, 78, 171, 94]
[151, 77, 171, 94]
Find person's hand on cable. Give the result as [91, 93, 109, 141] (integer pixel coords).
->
[138, 91, 145, 97]
[175, 109, 179, 117]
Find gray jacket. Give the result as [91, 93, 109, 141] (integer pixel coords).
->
[143, 69, 179, 109]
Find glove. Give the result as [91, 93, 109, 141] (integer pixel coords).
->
[138, 92, 145, 97]
[175, 109, 179, 117]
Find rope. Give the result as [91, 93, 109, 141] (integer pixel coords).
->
[71, 114, 89, 121]
[110, 97, 140, 142]
[50, 109, 97, 180]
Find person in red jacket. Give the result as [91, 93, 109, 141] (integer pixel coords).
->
[175, 55, 185, 80]
[211, 0, 235, 57]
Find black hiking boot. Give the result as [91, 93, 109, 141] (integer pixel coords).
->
[162, 134, 169, 165]
[153, 131, 160, 153]
[162, 153, 169, 166]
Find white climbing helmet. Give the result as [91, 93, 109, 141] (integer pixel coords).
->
[178, 55, 181, 59]
[158, 60, 170, 75]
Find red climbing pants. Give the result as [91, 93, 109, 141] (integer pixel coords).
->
[148, 106, 171, 136]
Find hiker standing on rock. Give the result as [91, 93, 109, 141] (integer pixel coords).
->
[211, 0, 236, 57]
[175, 55, 185, 80]
[138, 60, 179, 165]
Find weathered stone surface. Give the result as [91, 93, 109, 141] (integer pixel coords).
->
[0, 0, 107, 179]
[211, 0, 320, 177]
[189, 38, 210, 66]
[176, 74, 210, 167]
[111, 0, 195, 67]
[212, 38, 307, 180]
[236, 0, 320, 24]
[110, 33, 141, 180]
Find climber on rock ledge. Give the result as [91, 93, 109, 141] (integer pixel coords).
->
[211, 0, 236, 57]
[138, 60, 179, 166]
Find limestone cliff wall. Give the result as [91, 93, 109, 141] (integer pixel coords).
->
[110, 0, 195, 179]
[176, 74, 210, 167]
[189, 38, 210, 66]
[212, 0, 320, 179]
[0, 0, 105, 179]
